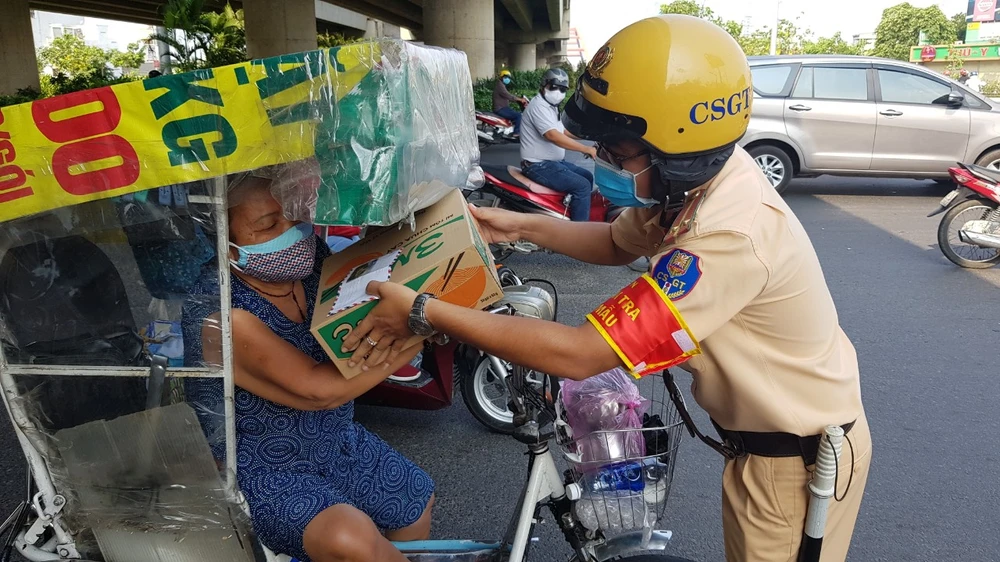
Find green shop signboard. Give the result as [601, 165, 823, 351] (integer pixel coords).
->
[910, 44, 1000, 63]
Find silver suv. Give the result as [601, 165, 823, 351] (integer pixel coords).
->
[740, 55, 1000, 193]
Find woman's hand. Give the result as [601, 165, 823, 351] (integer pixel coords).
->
[468, 204, 525, 244]
[342, 281, 420, 370]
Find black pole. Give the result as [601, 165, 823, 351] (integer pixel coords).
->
[797, 535, 824, 562]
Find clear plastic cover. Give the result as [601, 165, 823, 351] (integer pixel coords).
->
[0, 185, 254, 559]
[0, 38, 479, 560]
[0, 39, 481, 228]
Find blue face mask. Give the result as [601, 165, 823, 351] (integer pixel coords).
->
[502, 77, 511, 85]
[230, 222, 317, 282]
[593, 158, 657, 208]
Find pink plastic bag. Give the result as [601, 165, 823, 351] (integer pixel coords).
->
[561, 368, 649, 467]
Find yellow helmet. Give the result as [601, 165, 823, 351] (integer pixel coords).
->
[563, 15, 752, 157]
[499, 69, 512, 79]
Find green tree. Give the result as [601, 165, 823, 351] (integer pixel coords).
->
[659, 0, 741, 36]
[802, 32, 864, 55]
[153, 0, 246, 72]
[108, 42, 146, 71]
[951, 12, 968, 42]
[873, 3, 956, 61]
[660, 2, 811, 56]
[38, 34, 109, 77]
[317, 31, 362, 48]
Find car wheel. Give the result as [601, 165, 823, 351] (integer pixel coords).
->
[748, 145, 794, 194]
[974, 148, 1000, 171]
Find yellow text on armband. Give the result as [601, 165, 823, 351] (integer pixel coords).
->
[615, 293, 641, 320]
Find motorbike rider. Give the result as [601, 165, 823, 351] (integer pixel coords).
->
[519, 67, 600, 221]
[343, 14, 871, 562]
[493, 68, 529, 136]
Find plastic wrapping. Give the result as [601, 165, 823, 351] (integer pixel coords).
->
[0, 188, 244, 559]
[560, 368, 650, 466]
[557, 373, 686, 538]
[274, 40, 484, 226]
[0, 38, 481, 561]
[0, 39, 480, 229]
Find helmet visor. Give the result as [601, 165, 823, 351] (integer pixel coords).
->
[562, 76, 647, 144]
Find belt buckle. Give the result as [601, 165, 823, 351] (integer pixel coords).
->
[720, 433, 746, 459]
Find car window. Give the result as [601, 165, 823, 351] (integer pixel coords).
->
[878, 69, 951, 105]
[791, 67, 869, 101]
[751, 65, 794, 96]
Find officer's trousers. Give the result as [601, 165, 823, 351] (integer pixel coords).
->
[721, 413, 872, 562]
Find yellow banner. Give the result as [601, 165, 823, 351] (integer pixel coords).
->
[0, 43, 379, 223]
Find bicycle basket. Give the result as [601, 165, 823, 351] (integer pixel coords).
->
[556, 372, 684, 535]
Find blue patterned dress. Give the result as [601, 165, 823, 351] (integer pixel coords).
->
[182, 239, 434, 561]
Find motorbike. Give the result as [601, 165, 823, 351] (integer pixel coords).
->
[468, 163, 624, 261]
[455, 266, 555, 434]
[928, 162, 1000, 269]
[476, 110, 519, 149]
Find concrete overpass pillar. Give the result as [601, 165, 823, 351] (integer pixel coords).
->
[243, 0, 318, 59]
[511, 43, 537, 71]
[1, 0, 40, 96]
[424, 0, 494, 80]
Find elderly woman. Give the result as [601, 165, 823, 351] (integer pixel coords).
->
[182, 170, 434, 562]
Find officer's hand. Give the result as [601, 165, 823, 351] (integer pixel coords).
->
[584, 146, 598, 160]
[468, 204, 524, 244]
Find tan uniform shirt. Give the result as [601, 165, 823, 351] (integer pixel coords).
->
[610, 147, 862, 436]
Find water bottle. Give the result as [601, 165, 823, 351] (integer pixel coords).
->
[574, 491, 648, 532]
[641, 458, 669, 506]
[580, 461, 645, 493]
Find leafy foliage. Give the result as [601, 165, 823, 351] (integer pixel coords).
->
[0, 87, 43, 108]
[317, 32, 363, 48]
[153, 0, 246, 71]
[659, 1, 856, 57]
[471, 61, 587, 112]
[802, 32, 864, 55]
[872, 3, 956, 61]
[108, 42, 147, 71]
[952, 12, 968, 42]
[37, 34, 143, 78]
[38, 35, 108, 77]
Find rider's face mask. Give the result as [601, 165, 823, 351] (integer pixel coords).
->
[502, 76, 511, 85]
[594, 145, 656, 208]
[230, 222, 317, 282]
[543, 85, 567, 106]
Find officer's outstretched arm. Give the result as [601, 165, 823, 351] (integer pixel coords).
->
[471, 203, 638, 265]
[425, 298, 623, 380]
[519, 215, 640, 266]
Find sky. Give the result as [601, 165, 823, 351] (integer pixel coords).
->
[570, 0, 970, 59]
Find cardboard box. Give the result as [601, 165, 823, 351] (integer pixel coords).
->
[311, 187, 503, 378]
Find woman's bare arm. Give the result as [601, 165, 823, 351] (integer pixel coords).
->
[201, 310, 420, 411]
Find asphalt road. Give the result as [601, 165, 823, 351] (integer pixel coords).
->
[2, 144, 999, 561]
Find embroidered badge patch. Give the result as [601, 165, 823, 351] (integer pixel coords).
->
[651, 249, 702, 300]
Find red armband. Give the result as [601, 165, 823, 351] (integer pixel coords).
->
[586, 274, 701, 378]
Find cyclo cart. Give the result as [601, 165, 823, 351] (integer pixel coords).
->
[0, 40, 693, 562]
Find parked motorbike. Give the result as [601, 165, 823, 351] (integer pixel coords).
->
[476, 110, 519, 149]
[455, 265, 556, 434]
[468, 163, 623, 261]
[928, 162, 1000, 268]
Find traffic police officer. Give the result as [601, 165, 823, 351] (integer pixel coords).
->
[344, 14, 872, 562]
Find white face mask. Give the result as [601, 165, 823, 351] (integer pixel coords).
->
[543, 89, 566, 106]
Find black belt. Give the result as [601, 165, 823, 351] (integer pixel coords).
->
[521, 159, 533, 168]
[663, 370, 855, 466]
[711, 419, 856, 467]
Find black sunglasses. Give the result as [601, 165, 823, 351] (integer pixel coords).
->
[546, 84, 569, 93]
